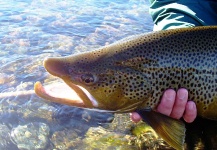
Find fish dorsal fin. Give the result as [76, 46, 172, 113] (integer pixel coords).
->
[116, 57, 158, 71]
[136, 109, 185, 150]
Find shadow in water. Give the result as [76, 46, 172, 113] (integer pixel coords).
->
[185, 116, 217, 150]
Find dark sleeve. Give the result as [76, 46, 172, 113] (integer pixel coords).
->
[149, 0, 217, 31]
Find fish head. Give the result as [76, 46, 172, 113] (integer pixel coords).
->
[36, 45, 153, 112]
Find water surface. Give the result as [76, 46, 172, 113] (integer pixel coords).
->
[0, 0, 157, 149]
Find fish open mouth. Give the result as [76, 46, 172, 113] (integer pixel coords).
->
[34, 81, 98, 108]
[34, 81, 118, 112]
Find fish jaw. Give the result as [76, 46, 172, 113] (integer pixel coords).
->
[34, 81, 87, 107]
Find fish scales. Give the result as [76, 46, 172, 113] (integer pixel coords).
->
[35, 26, 217, 150]
[40, 26, 217, 118]
[52, 26, 217, 119]
[118, 27, 217, 120]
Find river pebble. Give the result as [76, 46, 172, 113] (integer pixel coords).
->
[11, 122, 50, 150]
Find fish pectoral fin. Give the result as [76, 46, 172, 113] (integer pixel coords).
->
[115, 101, 143, 113]
[136, 109, 185, 150]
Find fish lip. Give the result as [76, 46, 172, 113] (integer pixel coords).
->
[76, 85, 99, 107]
[34, 81, 98, 108]
[34, 82, 119, 113]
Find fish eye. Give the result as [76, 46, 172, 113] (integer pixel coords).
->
[80, 73, 97, 85]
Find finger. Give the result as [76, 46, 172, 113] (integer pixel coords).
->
[157, 89, 176, 116]
[183, 101, 197, 123]
[130, 112, 141, 123]
[170, 88, 188, 119]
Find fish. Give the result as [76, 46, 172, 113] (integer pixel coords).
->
[35, 26, 217, 150]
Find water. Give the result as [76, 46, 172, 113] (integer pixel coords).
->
[0, 0, 153, 90]
[0, 0, 156, 149]
[1, 0, 217, 149]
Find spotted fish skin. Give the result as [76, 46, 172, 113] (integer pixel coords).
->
[42, 26, 217, 119]
[36, 26, 217, 150]
[128, 26, 217, 120]
[48, 26, 216, 119]
[124, 26, 217, 120]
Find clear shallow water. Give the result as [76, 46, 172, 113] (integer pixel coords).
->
[0, 0, 153, 91]
[0, 0, 158, 149]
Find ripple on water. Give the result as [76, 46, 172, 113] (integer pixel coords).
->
[0, 0, 155, 149]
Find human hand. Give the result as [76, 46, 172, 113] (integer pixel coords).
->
[131, 88, 197, 123]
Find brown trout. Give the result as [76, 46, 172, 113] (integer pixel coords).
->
[35, 26, 217, 150]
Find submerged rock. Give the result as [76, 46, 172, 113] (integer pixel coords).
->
[82, 126, 138, 150]
[132, 122, 173, 150]
[0, 124, 15, 149]
[51, 129, 82, 149]
[81, 113, 173, 150]
[11, 122, 50, 150]
[108, 114, 133, 134]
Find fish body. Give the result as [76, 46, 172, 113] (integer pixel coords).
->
[35, 26, 217, 149]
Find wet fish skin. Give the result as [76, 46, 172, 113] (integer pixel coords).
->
[43, 26, 217, 118]
[35, 26, 217, 150]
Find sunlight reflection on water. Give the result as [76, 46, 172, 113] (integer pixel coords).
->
[0, 0, 157, 149]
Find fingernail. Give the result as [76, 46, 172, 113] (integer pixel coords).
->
[165, 90, 175, 101]
[177, 89, 187, 100]
[187, 101, 194, 110]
